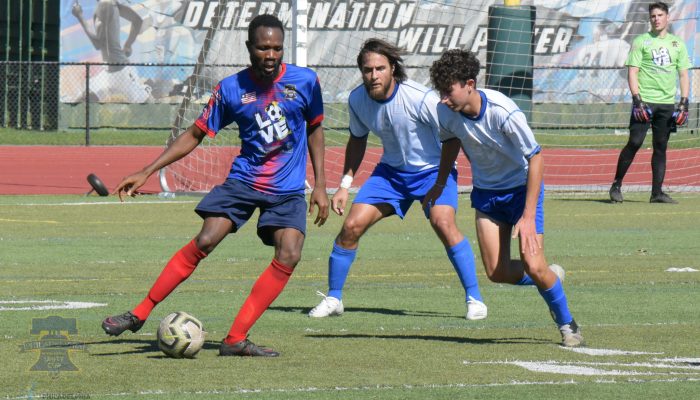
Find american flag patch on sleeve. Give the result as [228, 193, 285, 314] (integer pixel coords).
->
[241, 92, 257, 104]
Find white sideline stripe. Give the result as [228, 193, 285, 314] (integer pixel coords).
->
[655, 358, 700, 363]
[665, 267, 699, 272]
[511, 361, 651, 376]
[563, 347, 664, 356]
[7, 378, 699, 399]
[0, 300, 107, 311]
[464, 360, 700, 376]
[0, 200, 198, 207]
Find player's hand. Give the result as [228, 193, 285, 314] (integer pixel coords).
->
[513, 216, 540, 257]
[123, 45, 133, 58]
[309, 187, 329, 226]
[673, 97, 689, 126]
[331, 188, 349, 216]
[112, 171, 149, 202]
[631, 94, 651, 123]
[421, 184, 445, 210]
[71, 1, 83, 18]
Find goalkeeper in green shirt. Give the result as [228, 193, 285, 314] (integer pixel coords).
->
[609, 1, 690, 204]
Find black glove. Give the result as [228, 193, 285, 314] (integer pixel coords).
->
[632, 94, 651, 123]
[673, 97, 689, 126]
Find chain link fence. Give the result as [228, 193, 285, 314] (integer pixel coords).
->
[2, 60, 697, 138]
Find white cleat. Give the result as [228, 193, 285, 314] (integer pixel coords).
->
[559, 319, 584, 347]
[466, 296, 488, 320]
[549, 264, 566, 283]
[308, 291, 344, 318]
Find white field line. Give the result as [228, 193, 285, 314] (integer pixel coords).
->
[8, 378, 700, 399]
[0, 300, 107, 311]
[464, 359, 700, 376]
[0, 200, 198, 207]
[563, 347, 664, 356]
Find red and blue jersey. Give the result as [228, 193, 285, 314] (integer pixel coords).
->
[195, 63, 324, 195]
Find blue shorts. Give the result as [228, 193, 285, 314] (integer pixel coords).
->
[195, 179, 307, 246]
[354, 163, 458, 219]
[470, 183, 545, 234]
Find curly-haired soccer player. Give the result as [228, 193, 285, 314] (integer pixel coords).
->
[425, 49, 583, 347]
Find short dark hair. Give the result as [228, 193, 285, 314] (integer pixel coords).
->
[429, 49, 480, 95]
[649, 2, 669, 14]
[248, 14, 284, 43]
[356, 38, 407, 83]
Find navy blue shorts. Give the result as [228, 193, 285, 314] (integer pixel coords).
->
[354, 163, 459, 219]
[195, 179, 307, 246]
[470, 183, 545, 234]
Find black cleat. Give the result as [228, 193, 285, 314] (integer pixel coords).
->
[650, 192, 678, 204]
[219, 339, 280, 357]
[609, 183, 623, 203]
[102, 311, 144, 336]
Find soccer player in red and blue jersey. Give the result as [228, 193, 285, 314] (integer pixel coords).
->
[101, 14, 329, 357]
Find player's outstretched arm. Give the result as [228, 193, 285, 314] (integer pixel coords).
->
[117, 3, 143, 57]
[113, 124, 206, 201]
[332, 134, 367, 216]
[71, 1, 101, 50]
[422, 138, 461, 210]
[307, 123, 329, 226]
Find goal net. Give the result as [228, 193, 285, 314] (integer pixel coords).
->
[160, 0, 700, 194]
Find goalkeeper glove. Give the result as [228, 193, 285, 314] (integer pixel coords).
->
[673, 97, 689, 126]
[632, 94, 651, 123]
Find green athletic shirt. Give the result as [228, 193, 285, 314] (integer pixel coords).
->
[626, 31, 690, 104]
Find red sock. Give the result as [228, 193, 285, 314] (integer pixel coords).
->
[132, 239, 207, 321]
[224, 259, 294, 344]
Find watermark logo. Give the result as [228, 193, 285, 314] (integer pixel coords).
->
[21, 316, 87, 373]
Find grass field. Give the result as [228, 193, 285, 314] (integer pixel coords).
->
[3, 126, 700, 150]
[1, 192, 699, 399]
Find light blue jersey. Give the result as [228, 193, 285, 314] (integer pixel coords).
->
[348, 80, 443, 172]
[437, 88, 541, 190]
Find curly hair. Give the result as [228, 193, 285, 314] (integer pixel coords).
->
[429, 49, 480, 95]
[248, 14, 285, 43]
[356, 38, 407, 83]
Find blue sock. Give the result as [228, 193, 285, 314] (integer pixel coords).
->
[516, 274, 535, 285]
[446, 239, 483, 302]
[327, 243, 356, 300]
[537, 278, 573, 325]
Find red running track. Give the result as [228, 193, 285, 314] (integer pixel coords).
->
[1, 146, 699, 195]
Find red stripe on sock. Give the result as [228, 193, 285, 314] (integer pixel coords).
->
[224, 259, 293, 344]
[132, 239, 207, 320]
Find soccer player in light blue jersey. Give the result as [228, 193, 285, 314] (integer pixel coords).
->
[425, 49, 584, 347]
[101, 15, 329, 357]
[309, 39, 486, 320]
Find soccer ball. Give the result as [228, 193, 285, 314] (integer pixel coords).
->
[157, 312, 206, 358]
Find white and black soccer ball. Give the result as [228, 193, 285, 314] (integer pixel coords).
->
[157, 312, 206, 359]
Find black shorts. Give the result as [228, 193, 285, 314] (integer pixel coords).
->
[629, 103, 675, 136]
[195, 179, 307, 246]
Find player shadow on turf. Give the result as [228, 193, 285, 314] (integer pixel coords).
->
[87, 338, 222, 357]
[269, 305, 454, 318]
[305, 333, 551, 345]
[555, 198, 645, 204]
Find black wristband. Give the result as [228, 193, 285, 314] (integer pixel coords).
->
[632, 94, 643, 106]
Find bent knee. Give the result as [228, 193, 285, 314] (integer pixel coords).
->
[276, 248, 302, 267]
[338, 218, 367, 243]
[194, 234, 219, 254]
[429, 215, 457, 234]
